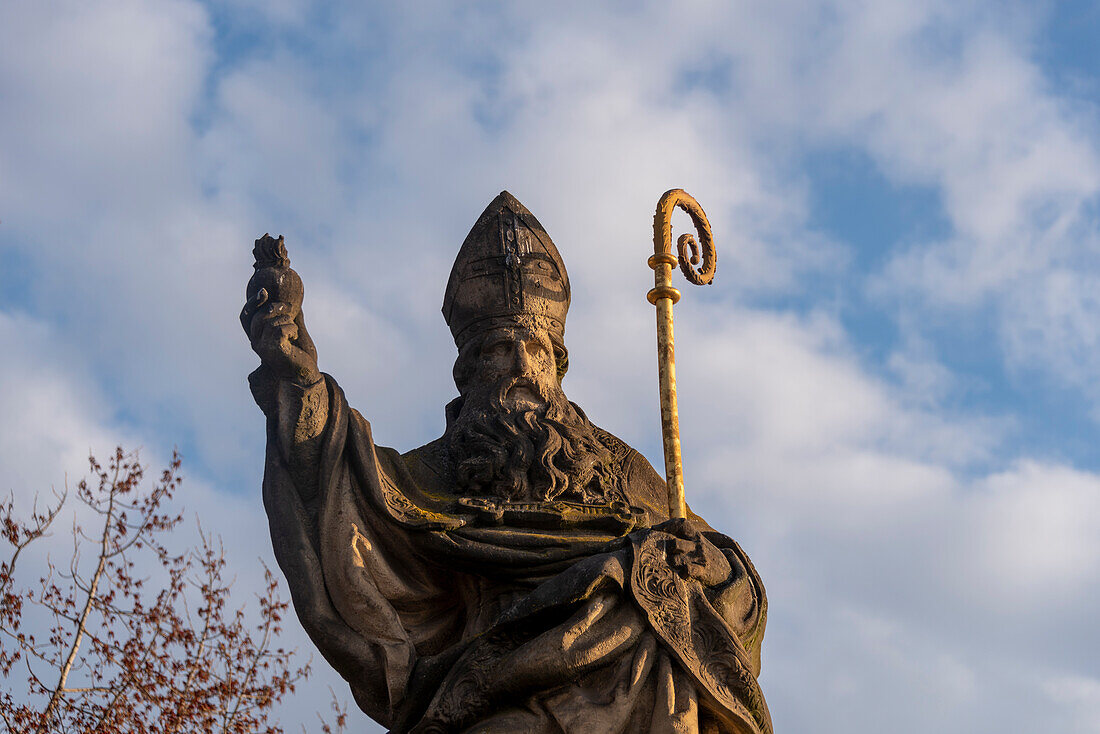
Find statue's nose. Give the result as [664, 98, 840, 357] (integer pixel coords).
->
[512, 344, 533, 375]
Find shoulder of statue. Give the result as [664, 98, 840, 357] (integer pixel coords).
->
[400, 436, 453, 487]
[588, 424, 672, 520]
[590, 425, 633, 467]
[589, 425, 661, 488]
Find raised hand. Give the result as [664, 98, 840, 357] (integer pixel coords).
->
[240, 287, 320, 384]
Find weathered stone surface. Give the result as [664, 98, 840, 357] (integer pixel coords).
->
[241, 192, 771, 733]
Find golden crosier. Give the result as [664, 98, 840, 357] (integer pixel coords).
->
[647, 189, 716, 520]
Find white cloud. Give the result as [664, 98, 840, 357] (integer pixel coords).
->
[965, 461, 1100, 606]
[0, 312, 123, 498]
[1045, 674, 1100, 734]
[0, 0, 211, 224]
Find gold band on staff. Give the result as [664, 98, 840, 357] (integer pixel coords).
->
[647, 189, 716, 520]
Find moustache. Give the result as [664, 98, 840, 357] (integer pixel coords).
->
[492, 376, 552, 408]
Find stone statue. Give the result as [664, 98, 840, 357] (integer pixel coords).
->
[241, 192, 772, 734]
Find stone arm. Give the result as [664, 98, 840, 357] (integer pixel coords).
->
[248, 368, 329, 500]
[241, 294, 438, 727]
[242, 286, 330, 500]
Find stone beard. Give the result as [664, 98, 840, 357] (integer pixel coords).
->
[245, 191, 771, 734]
[448, 335, 618, 504]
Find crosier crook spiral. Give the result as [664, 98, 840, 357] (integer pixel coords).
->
[646, 189, 716, 520]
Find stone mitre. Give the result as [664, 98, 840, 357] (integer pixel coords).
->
[442, 191, 570, 348]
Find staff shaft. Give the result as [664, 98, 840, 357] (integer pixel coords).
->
[652, 263, 686, 519]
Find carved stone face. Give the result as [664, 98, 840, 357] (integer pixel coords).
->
[469, 325, 559, 411]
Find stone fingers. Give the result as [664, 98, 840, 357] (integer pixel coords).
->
[241, 288, 269, 338]
[293, 311, 318, 360]
[251, 302, 297, 347]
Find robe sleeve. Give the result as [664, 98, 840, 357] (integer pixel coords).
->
[259, 374, 463, 728]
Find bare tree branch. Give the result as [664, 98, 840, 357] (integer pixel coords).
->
[0, 447, 319, 733]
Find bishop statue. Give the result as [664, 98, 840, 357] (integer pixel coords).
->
[241, 192, 772, 733]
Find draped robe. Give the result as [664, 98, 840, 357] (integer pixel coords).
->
[256, 374, 772, 734]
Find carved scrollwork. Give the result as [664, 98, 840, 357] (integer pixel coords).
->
[630, 530, 772, 734]
[689, 597, 772, 734]
[377, 472, 463, 530]
[690, 603, 770, 734]
[629, 531, 697, 666]
[414, 627, 522, 733]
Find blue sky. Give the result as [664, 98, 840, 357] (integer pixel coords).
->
[3, 1, 1100, 731]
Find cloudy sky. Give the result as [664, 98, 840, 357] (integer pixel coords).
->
[3, 1, 1100, 731]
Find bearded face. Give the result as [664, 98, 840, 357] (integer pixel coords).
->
[447, 326, 618, 504]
